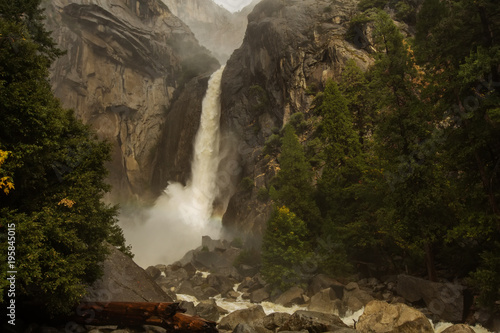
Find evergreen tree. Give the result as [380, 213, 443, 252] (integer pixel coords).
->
[415, 0, 500, 305]
[271, 125, 321, 235]
[261, 206, 311, 291]
[0, 1, 129, 315]
[369, 10, 457, 281]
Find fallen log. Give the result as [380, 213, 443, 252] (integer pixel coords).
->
[72, 302, 218, 332]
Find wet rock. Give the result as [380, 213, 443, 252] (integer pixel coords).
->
[225, 290, 240, 299]
[218, 266, 243, 281]
[83, 243, 172, 302]
[145, 266, 162, 280]
[201, 286, 220, 299]
[233, 323, 258, 333]
[308, 288, 342, 315]
[251, 288, 270, 303]
[275, 286, 306, 307]
[441, 324, 475, 333]
[308, 274, 344, 299]
[195, 299, 220, 322]
[278, 310, 348, 332]
[202, 235, 230, 252]
[179, 301, 196, 316]
[190, 272, 206, 287]
[194, 247, 241, 270]
[177, 280, 196, 295]
[356, 300, 434, 333]
[396, 274, 464, 322]
[342, 283, 374, 314]
[207, 274, 235, 295]
[262, 312, 291, 331]
[218, 305, 267, 331]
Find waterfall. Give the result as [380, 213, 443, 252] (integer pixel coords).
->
[120, 67, 225, 267]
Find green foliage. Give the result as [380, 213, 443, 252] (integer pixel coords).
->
[0, 1, 128, 314]
[239, 176, 255, 192]
[263, 133, 281, 155]
[272, 125, 321, 235]
[357, 0, 387, 12]
[257, 186, 270, 202]
[261, 206, 312, 291]
[288, 112, 307, 134]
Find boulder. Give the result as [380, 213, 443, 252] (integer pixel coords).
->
[440, 324, 475, 333]
[262, 312, 291, 331]
[308, 288, 341, 315]
[251, 288, 270, 303]
[218, 305, 267, 331]
[202, 236, 229, 252]
[308, 274, 345, 299]
[396, 274, 464, 322]
[233, 323, 258, 333]
[278, 310, 348, 332]
[275, 287, 306, 307]
[83, 243, 172, 302]
[201, 286, 220, 299]
[156, 267, 189, 290]
[225, 290, 241, 299]
[195, 299, 220, 322]
[218, 266, 243, 281]
[356, 300, 434, 333]
[342, 283, 374, 314]
[207, 274, 235, 295]
[179, 301, 196, 316]
[194, 247, 241, 270]
[145, 266, 162, 280]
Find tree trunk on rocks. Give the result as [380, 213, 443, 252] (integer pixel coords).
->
[72, 302, 218, 332]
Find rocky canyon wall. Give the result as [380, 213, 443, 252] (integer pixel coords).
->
[162, 0, 260, 63]
[220, 0, 374, 237]
[44, 0, 219, 203]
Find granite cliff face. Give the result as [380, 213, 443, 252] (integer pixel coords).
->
[44, 0, 219, 202]
[162, 0, 260, 63]
[220, 0, 373, 237]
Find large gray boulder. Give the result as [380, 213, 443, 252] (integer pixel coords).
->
[195, 299, 220, 322]
[262, 312, 291, 331]
[342, 282, 374, 314]
[396, 274, 464, 322]
[278, 310, 348, 332]
[308, 288, 342, 315]
[83, 243, 172, 302]
[218, 305, 267, 331]
[356, 300, 434, 333]
[275, 286, 306, 307]
[308, 274, 344, 299]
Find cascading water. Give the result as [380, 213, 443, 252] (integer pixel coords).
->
[121, 67, 226, 267]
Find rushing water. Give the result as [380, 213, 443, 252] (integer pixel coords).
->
[120, 67, 226, 267]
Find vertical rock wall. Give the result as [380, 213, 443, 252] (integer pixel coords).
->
[44, 0, 219, 202]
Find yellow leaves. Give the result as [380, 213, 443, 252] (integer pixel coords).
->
[58, 198, 75, 208]
[0, 150, 14, 195]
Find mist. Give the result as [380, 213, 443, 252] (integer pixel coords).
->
[119, 67, 226, 268]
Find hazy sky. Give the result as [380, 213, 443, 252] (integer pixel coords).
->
[212, 0, 254, 12]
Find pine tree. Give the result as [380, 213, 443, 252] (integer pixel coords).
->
[261, 206, 311, 291]
[0, 1, 129, 314]
[271, 125, 321, 235]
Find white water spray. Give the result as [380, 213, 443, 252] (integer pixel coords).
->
[120, 67, 226, 267]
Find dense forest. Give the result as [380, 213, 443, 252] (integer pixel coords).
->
[261, 0, 500, 309]
[0, 0, 129, 315]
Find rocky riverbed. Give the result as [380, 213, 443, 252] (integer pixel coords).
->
[25, 237, 498, 333]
